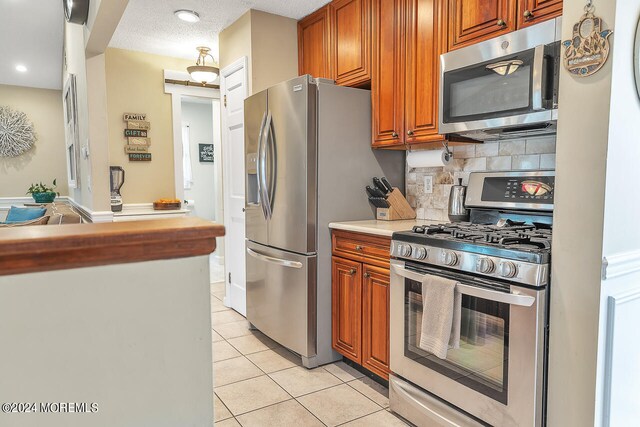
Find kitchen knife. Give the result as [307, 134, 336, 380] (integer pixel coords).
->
[381, 177, 394, 193]
[368, 197, 383, 208]
[372, 178, 389, 196]
[367, 185, 386, 198]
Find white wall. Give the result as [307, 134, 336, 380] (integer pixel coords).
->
[182, 99, 216, 221]
[0, 256, 213, 427]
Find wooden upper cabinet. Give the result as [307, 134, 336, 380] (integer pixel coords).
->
[372, 0, 405, 148]
[331, 0, 372, 87]
[517, 0, 563, 28]
[298, 6, 332, 79]
[331, 256, 362, 363]
[448, 0, 516, 51]
[362, 264, 390, 380]
[405, 0, 446, 145]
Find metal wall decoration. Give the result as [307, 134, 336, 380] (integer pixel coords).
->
[123, 113, 152, 161]
[0, 105, 37, 157]
[562, 1, 613, 77]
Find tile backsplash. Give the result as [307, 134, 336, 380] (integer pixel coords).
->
[406, 136, 556, 221]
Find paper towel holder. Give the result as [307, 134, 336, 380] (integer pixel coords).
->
[441, 140, 453, 162]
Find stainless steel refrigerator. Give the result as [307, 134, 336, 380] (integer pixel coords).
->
[244, 76, 404, 368]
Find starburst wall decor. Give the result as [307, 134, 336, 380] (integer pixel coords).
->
[0, 105, 37, 157]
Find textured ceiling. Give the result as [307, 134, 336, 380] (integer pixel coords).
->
[0, 0, 64, 90]
[110, 0, 331, 62]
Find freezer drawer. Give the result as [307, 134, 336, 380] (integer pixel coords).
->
[246, 240, 317, 359]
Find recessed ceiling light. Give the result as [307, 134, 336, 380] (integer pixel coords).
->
[174, 9, 200, 23]
[15, 65, 27, 73]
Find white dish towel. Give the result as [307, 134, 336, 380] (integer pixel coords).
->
[419, 275, 462, 359]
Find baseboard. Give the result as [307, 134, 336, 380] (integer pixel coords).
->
[66, 198, 114, 223]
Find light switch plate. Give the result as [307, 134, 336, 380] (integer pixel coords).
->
[424, 176, 433, 194]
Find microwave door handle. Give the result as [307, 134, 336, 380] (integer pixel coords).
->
[391, 264, 535, 307]
[531, 44, 545, 111]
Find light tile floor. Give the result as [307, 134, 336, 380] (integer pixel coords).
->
[210, 282, 411, 426]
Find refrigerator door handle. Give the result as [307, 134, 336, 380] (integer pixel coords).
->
[247, 247, 303, 269]
[255, 112, 267, 213]
[265, 112, 277, 216]
[258, 111, 272, 219]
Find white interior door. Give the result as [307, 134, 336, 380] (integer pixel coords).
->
[221, 57, 248, 315]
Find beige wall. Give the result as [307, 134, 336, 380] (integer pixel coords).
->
[219, 10, 253, 92]
[105, 48, 193, 203]
[250, 10, 299, 94]
[0, 84, 69, 197]
[547, 0, 615, 425]
[219, 9, 298, 95]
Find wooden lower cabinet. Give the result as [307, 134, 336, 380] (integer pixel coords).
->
[331, 230, 390, 379]
[332, 256, 362, 362]
[362, 264, 390, 379]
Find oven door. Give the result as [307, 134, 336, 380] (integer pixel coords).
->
[389, 259, 546, 427]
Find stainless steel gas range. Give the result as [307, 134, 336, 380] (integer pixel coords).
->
[389, 170, 554, 427]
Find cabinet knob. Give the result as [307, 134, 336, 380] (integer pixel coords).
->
[407, 130, 414, 136]
[497, 19, 506, 27]
[355, 245, 363, 251]
[363, 272, 370, 278]
[349, 268, 357, 275]
[523, 10, 534, 19]
[392, 131, 398, 138]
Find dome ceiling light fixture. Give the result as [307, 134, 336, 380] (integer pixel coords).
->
[174, 9, 200, 23]
[187, 47, 219, 85]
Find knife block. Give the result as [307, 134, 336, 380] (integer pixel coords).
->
[376, 188, 416, 221]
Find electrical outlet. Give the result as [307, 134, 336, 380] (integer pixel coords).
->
[424, 176, 433, 194]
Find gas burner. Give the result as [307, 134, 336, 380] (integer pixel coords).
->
[411, 222, 553, 252]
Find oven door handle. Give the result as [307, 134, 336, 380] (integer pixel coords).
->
[392, 264, 535, 307]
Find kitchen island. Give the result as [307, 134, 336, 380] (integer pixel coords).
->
[0, 218, 224, 427]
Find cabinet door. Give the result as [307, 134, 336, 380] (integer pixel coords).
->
[362, 264, 390, 379]
[332, 256, 362, 363]
[298, 6, 332, 79]
[448, 0, 516, 51]
[405, 0, 446, 145]
[517, 0, 562, 28]
[331, 0, 372, 87]
[372, 0, 405, 147]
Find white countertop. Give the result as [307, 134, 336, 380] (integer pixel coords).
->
[328, 219, 444, 237]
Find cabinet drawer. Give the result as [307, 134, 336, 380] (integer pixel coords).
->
[332, 230, 391, 267]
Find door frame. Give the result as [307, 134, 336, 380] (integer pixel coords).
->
[164, 70, 223, 281]
[164, 70, 220, 202]
[220, 57, 249, 309]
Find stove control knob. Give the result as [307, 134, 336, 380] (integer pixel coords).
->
[498, 261, 518, 278]
[476, 258, 495, 274]
[401, 245, 413, 257]
[413, 247, 428, 260]
[441, 250, 458, 266]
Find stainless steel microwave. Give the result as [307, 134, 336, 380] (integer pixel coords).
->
[439, 17, 562, 141]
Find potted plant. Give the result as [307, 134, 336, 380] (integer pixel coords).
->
[27, 179, 59, 204]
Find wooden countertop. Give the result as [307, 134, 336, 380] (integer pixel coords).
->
[0, 217, 225, 276]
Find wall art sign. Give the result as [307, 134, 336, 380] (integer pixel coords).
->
[126, 120, 151, 130]
[0, 105, 37, 157]
[562, 1, 613, 77]
[123, 113, 146, 121]
[199, 144, 214, 163]
[124, 129, 148, 138]
[123, 113, 152, 162]
[124, 145, 149, 154]
[129, 153, 152, 161]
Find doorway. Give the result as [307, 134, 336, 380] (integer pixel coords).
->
[180, 96, 225, 283]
